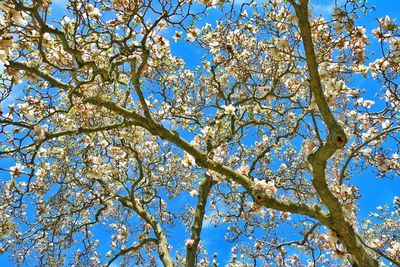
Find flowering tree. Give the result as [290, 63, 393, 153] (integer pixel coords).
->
[0, 0, 399, 266]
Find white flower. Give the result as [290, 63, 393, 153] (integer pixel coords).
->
[201, 126, 214, 137]
[209, 41, 220, 53]
[254, 178, 267, 189]
[382, 120, 390, 129]
[222, 104, 236, 115]
[61, 16, 73, 26]
[362, 100, 375, 108]
[386, 242, 400, 258]
[86, 4, 101, 18]
[369, 238, 384, 248]
[303, 139, 316, 156]
[189, 190, 198, 197]
[0, 50, 7, 61]
[185, 238, 195, 247]
[253, 179, 277, 196]
[186, 27, 200, 42]
[0, 36, 15, 62]
[100, 139, 108, 147]
[0, 217, 14, 238]
[360, 148, 372, 157]
[10, 163, 24, 177]
[33, 124, 48, 140]
[182, 153, 196, 168]
[356, 97, 364, 106]
[173, 31, 182, 43]
[12, 10, 28, 25]
[260, 86, 271, 96]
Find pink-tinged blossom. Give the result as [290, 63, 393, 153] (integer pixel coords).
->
[253, 179, 277, 196]
[382, 120, 390, 129]
[9, 163, 24, 177]
[360, 148, 373, 157]
[11, 10, 28, 25]
[281, 212, 291, 220]
[182, 153, 196, 168]
[86, 4, 101, 18]
[189, 190, 198, 197]
[369, 239, 384, 249]
[0, 36, 14, 62]
[363, 100, 375, 108]
[185, 238, 195, 248]
[386, 241, 400, 260]
[303, 139, 317, 156]
[373, 154, 392, 173]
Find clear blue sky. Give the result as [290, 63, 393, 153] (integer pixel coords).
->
[1, 0, 399, 266]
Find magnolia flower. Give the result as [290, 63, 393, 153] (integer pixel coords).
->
[303, 139, 316, 156]
[386, 241, 400, 259]
[35, 167, 48, 179]
[198, 0, 223, 7]
[186, 27, 200, 42]
[42, 32, 52, 46]
[182, 153, 196, 168]
[369, 239, 384, 248]
[360, 148, 372, 157]
[0, 36, 14, 62]
[201, 126, 213, 137]
[12, 10, 28, 25]
[362, 100, 375, 108]
[17, 103, 35, 120]
[0, 217, 15, 238]
[209, 41, 220, 53]
[281, 212, 291, 220]
[374, 154, 392, 173]
[260, 86, 271, 96]
[100, 140, 108, 147]
[61, 16, 73, 27]
[253, 179, 277, 196]
[222, 104, 236, 115]
[86, 4, 101, 18]
[382, 120, 390, 129]
[189, 190, 198, 197]
[33, 125, 48, 140]
[356, 97, 364, 106]
[173, 31, 182, 43]
[342, 202, 355, 219]
[238, 164, 250, 175]
[10, 163, 24, 177]
[90, 253, 101, 265]
[185, 238, 195, 248]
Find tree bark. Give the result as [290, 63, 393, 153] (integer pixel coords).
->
[289, 1, 378, 266]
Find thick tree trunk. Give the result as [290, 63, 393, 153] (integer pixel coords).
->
[288, 1, 379, 266]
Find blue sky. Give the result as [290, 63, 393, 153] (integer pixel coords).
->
[1, 0, 399, 266]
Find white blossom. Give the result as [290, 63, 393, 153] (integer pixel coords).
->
[10, 163, 24, 177]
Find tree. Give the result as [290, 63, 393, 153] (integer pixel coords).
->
[0, 0, 399, 266]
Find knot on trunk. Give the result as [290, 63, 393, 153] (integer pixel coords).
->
[330, 126, 347, 149]
[253, 190, 268, 206]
